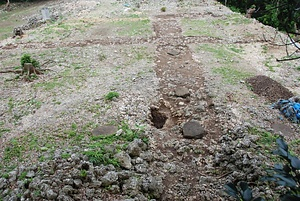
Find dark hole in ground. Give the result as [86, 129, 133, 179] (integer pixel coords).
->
[150, 108, 167, 129]
[81, 163, 89, 170]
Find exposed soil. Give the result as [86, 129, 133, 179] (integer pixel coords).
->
[246, 75, 294, 102]
[1, 0, 300, 200]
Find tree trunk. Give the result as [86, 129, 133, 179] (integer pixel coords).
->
[5, 0, 10, 11]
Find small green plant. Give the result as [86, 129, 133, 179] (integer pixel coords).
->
[98, 53, 107, 61]
[248, 127, 279, 152]
[105, 91, 119, 101]
[161, 7, 166, 12]
[8, 97, 14, 112]
[262, 138, 300, 200]
[80, 170, 87, 178]
[84, 122, 146, 166]
[2, 173, 9, 179]
[19, 171, 27, 180]
[84, 149, 120, 167]
[225, 138, 300, 201]
[20, 54, 39, 68]
[224, 182, 265, 201]
[0, 123, 10, 138]
[61, 153, 71, 159]
[4, 138, 24, 162]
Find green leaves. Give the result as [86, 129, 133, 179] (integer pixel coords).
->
[218, 0, 300, 32]
[224, 182, 239, 199]
[104, 91, 119, 101]
[224, 182, 265, 201]
[20, 53, 40, 68]
[225, 137, 300, 201]
[262, 138, 300, 199]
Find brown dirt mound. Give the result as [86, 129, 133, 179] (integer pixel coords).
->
[246, 75, 293, 102]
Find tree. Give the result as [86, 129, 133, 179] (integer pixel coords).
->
[5, 0, 10, 10]
[218, 0, 300, 33]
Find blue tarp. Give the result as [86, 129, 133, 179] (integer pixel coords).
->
[273, 97, 300, 123]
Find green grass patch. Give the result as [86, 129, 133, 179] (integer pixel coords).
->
[7, 97, 42, 123]
[181, 18, 217, 37]
[61, 153, 71, 159]
[34, 67, 89, 91]
[213, 66, 252, 84]
[197, 44, 251, 84]
[212, 13, 252, 26]
[112, 19, 152, 36]
[264, 56, 281, 72]
[0, 122, 10, 137]
[84, 122, 146, 166]
[197, 44, 243, 62]
[34, 79, 65, 90]
[105, 91, 119, 101]
[3, 138, 25, 162]
[248, 127, 279, 153]
[19, 171, 28, 180]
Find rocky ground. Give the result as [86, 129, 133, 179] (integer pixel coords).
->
[0, 0, 300, 200]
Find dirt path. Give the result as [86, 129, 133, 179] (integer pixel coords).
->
[147, 12, 223, 200]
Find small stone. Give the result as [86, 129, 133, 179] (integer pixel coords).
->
[116, 129, 123, 136]
[46, 189, 58, 200]
[135, 157, 144, 164]
[114, 151, 132, 169]
[9, 171, 17, 182]
[122, 177, 140, 197]
[62, 185, 74, 194]
[141, 176, 163, 198]
[86, 188, 95, 198]
[135, 164, 147, 173]
[92, 125, 118, 136]
[167, 50, 180, 56]
[90, 180, 102, 188]
[63, 178, 73, 185]
[73, 179, 82, 188]
[140, 151, 153, 162]
[178, 101, 185, 106]
[57, 194, 73, 201]
[118, 170, 132, 180]
[23, 189, 31, 198]
[175, 87, 190, 98]
[108, 185, 120, 194]
[182, 120, 206, 139]
[127, 139, 143, 157]
[0, 178, 7, 189]
[101, 171, 118, 187]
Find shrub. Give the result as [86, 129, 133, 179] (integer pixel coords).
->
[161, 7, 166, 12]
[224, 182, 265, 201]
[105, 91, 119, 101]
[262, 138, 300, 200]
[20, 54, 40, 68]
[225, 138, 300, 201]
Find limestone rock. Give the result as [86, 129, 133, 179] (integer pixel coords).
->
[122, 177, 140, 197]
[182, 120, 206, 139]
[175, 87, 190, 98]
[92, 125, 118, 136]
[127, 139, 145, 157]
[101, 171, 118, 187]
[167, 50, 180, 56]
[114, 151, 132, 169]
[46, 189, 58, 200]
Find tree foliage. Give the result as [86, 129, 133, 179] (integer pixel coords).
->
[218, 0, 300, 32]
